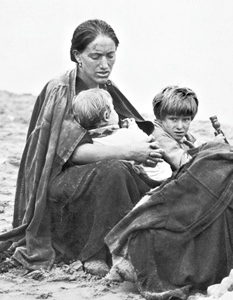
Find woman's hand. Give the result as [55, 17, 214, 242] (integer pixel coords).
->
[71, 135, 164, 165]
[129, 135, 164, 167]
[147, 142, 165, 167]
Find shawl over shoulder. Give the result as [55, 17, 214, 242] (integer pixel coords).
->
[0, 68, 153, 270]
[0, 69, 86, 269]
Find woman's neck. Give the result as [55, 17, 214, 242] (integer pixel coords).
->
[77, 70, 99, 89]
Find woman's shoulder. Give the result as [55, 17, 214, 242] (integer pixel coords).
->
[46, 68, 76, 91]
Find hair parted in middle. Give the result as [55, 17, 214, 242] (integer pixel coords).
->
[72, 88, 113, 130]
[152, 85, 199, 120]
[70, 19, 120, 63]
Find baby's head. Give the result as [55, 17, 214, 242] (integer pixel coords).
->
[152, 86, 199, 141]
[72, 88, 119, 130]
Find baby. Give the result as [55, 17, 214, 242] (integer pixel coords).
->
[72, 88, 172, 181]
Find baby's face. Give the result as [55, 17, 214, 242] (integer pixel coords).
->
[161, 115, 192, 142]
[108, 104, 119, 125]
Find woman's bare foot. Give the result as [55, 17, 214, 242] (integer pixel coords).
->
[84, 259, 110, 277]
[105, 267, 123, 282]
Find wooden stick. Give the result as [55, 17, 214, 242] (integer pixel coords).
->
[209, 115, 229, 144]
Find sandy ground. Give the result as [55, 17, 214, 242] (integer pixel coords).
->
[1, 90, 233, 300]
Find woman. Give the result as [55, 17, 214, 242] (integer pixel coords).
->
[0, 19, 163, 276]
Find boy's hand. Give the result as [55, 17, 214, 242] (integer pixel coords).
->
[213, 133, 227, 143]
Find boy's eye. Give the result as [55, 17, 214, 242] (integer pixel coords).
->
[170, 117, 177, 122]
[183, 117, 191, 122]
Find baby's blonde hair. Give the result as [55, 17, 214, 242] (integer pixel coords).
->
[72, 88, 112, 129]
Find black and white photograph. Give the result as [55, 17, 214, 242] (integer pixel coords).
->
[0, 1, 233, 299]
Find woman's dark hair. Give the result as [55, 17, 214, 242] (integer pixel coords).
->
[70, 19, 119, 62]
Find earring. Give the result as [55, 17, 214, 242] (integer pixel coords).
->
[78, 61, 82, 67]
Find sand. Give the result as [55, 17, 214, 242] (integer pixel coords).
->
[1, 90, 233, 300]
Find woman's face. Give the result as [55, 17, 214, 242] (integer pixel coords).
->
[75, 35, 117, 88]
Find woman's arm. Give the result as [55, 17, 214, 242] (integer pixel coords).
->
[71, 135, 164, 165]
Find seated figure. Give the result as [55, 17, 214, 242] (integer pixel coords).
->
[152, 85, 199, 171]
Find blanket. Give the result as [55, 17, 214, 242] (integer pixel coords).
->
[106, 142, 233, 300]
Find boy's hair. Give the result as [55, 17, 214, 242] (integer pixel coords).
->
[72, 88, 112, 130]
[152, 86, 199, 120]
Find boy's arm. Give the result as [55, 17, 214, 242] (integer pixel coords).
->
[162, 142, 192, 171]
[152, 126, 192, 171]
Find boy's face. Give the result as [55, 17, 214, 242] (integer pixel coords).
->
[160, 115, 192, 142]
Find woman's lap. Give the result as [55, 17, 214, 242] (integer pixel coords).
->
[48, 159, 153, 262]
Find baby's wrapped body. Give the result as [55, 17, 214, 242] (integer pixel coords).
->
[89, 117, 172, 182]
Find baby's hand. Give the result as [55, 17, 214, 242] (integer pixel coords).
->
[121, 118, 137, 128]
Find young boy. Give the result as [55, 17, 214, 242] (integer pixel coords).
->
[152, 85, 199, 171]
[72, 88, 172, 181]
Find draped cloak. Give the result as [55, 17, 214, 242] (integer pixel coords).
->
[0, 68, 155, 270]
[105, 141, 233, 300]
